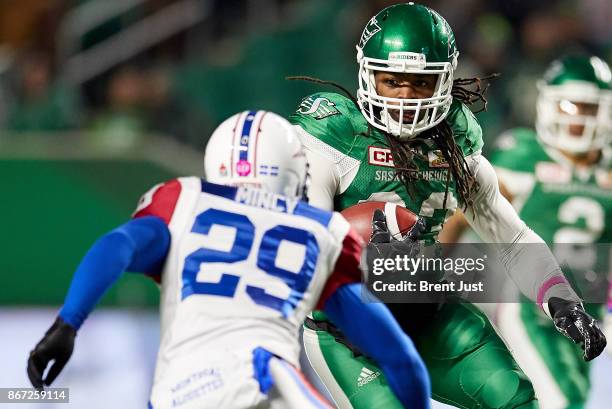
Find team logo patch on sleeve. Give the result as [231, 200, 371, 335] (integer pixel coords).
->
[428, 150, 449, 168]
[368, 146, 395, 167]
[297, 97, 340, 120]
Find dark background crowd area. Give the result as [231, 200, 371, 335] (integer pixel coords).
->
[0, 0, 610, 150]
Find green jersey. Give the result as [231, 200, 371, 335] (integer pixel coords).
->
[490, 128, 612, 245]
[292, 93, 540, 409]
[491, 128, 612, 300]
[289, 92, 483, 242]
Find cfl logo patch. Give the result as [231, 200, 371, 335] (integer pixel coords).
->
[368, 146, 395, 168]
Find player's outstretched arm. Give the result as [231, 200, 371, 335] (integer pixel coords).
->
[465, 153, 606, 360]
[323, 283, 431, 409]
[27, 215, 170, 389]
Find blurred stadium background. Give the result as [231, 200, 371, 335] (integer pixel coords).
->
[1, 0, 611, 407]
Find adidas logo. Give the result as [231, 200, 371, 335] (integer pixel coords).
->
[357, 367, 381, 387]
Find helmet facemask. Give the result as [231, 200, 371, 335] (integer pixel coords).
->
[536, 81, 612, 154]
[279, 148, 309, 201]
[357, 48, 456, 139]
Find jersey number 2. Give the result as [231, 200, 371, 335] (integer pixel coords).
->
[181, 208, 319, 316]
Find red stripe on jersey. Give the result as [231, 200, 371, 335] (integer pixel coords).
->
[316, 227, 364, 310]
[133, 179, 182, 224]
[132, 179, 181, 282]
[285, 361, 334, 408]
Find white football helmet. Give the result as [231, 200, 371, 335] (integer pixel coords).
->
[536, 56, 612, 154]
[204, 111, 309, 200]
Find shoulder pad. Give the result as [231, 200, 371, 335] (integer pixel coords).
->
[446, 100, 484, 157]
[289, 92, 364, 156]
[133, 178, 184, 224]
[490, 128, 543, 172]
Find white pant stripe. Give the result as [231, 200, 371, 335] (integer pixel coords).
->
[302, 325, 354, 409]
[497, 303, 567, 409]
[269, 357, 332, 409]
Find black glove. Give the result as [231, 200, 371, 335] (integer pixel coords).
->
[548, 297, 607, 361]
[366, 209, 424, 269]
[27, 317, 77, 390]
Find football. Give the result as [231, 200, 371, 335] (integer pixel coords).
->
[340, 201, 419, 242]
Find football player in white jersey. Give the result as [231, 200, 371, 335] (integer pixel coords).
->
[27, 110, 430, 409]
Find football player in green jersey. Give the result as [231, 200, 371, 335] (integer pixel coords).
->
[441, 55, 612, 409]
[288, 3, 606, 409]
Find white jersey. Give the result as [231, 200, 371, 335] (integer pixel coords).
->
[133, 177, 362, 385]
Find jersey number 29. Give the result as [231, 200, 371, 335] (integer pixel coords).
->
[181, 208, 319, 317]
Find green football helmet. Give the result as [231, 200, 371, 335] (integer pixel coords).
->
[356, 2, 458, 139]
[536, 55, 612, 154]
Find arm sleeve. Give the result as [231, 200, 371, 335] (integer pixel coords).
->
[58, 216, 170, 329]
[323, 284, 430, 409]
[464, 153, 580, 314]
[294, 126, 339, 211]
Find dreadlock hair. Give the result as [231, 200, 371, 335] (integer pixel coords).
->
[286, 73, 498, 211]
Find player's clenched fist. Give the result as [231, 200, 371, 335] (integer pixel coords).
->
[366, 209, 424, 267]
[27, 317, 76, 390]
[548, 297, 607, 361]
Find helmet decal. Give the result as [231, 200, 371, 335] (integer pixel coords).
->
[434, 11, 457, 59]
[236, 160, 252, 177]
[543, 60, 564, 83]
[358, 16, 381, 49]
[205, 111, 309, 200]
[591, 56, 612, 84]
[237, 111, 257, 166]
[445, 22, 457, 59]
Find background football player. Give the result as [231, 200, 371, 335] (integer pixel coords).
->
[27, 111, 430, 409]
[288, 3, 606, 408]
[440, 55, 612, 409]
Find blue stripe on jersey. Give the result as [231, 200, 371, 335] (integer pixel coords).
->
[239, 110, 258, 161]
[200, 180, 333, 228]
[252, 347, 274, 393]
[294, 202, 333, 227]
[201, 180, 237, 200]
